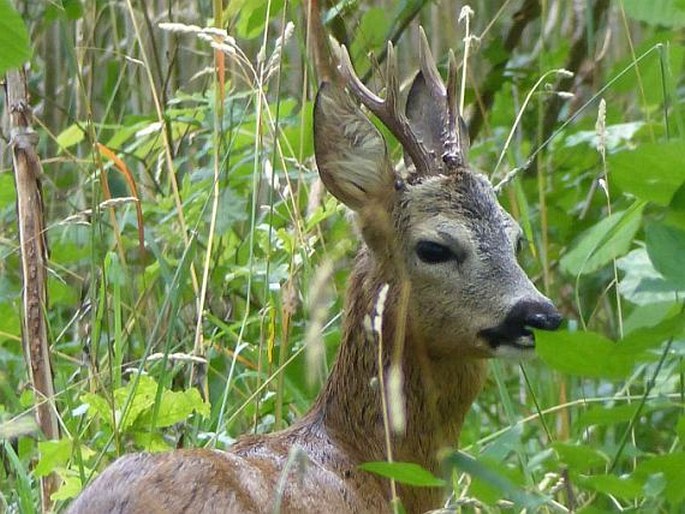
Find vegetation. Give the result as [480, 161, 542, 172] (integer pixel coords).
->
[1, 0, 684, 512]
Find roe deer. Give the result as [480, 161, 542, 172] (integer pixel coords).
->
[67, 32, 561, 514]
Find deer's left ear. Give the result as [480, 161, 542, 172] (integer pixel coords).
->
[404, 71, 470, 171]
[313, 82, 396, 211]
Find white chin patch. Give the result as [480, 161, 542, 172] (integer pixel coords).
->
[492, 337, 536, 360]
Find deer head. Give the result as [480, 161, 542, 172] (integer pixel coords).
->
[313, 30, 561, 360]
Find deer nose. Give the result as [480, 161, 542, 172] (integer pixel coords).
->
[513, 300, 563, 332]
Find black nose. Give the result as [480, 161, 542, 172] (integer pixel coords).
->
[479, 299, 562, 349]
[510, 300, 563, 332]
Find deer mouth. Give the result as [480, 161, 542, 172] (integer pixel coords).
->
[478, 326, 536, 352]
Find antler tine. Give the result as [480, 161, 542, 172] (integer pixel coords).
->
[418, 27, 446, 100]
[337, 43, 433, 176]
[384, 41, 400, 122]
[418, 27, 465, 169]
[446, 50, 458, 117]
[443, 49, 465, 168]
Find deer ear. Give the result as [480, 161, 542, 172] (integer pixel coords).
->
[404, 71, 470, 170]
[314, 82, 395, 211]
[404, 71, 445, 168]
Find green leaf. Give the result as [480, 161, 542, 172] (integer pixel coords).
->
[114, 375, 158, 430]
[560, 203, 644, 276]
[552, 443, 609, 472]
[677, 416, 685, 441]
[646, 223, 685, 288]
[0, 301, 20, 339]
[617, 248, 684, 306]
[542, 316, 684, 380]
[359, 461, 446, 487]
[535, 330, 633, 379]
[62, 0, 84, 19]
[50, 470, 83, 501]
[56, 123, 85, 151]
[44, 0, 84, 22]
[140, 387, 210, 428]
[578, 402, 675, 429]
[623, 0, 685, 27]
[0, 0, 31, 75]
[0, 172, 17, 207]
[635, 453, 685, 504]
[80, 392, 113, 426]
[577, 473, 643, 500]
[610, 141, 685, 206]
[35, 439, 72, 477]
[619, 311, 685, 355]
[443, 451, 544, 508]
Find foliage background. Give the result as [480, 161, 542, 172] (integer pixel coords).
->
[1, 0, 684, 512]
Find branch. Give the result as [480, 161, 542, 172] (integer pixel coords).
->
[4, 66, 61, 511]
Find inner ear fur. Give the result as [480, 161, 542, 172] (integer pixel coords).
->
[404, 71, 470, 171]
[313, 82, 396, 212]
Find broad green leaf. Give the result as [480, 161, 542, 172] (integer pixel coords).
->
[443, 451, 543, 508]
[607, 37, 684, 107]
[350, 7, 392, 63]
[552, 443, 609, 472]
[132, 431, 171, 452]
[359, 461, 446, 487]
[577, 473, 643, 500]
[0, 0, 31, 75]
[56, 123, 85, 151]
[35, 439, 72, 477]
[578, 402, 675, 429]
[80, 392, 113, 425]
[564, 122, 643, 151]
[619, 311, 685, 355]
[0, 301, 20, 338]
[114, 375, 158, 430]
[0, 172, 17, 206]
[536, 330, 633, 379]
[635, 453, 685, 504]
[646, 223, 685, 288]
[44, 0, 84, 22]
[235, 0, 285, 39]
[50, 471, 83, 501]
[81, 375, 157, 430]
[560, 203, 644, 276]
[617, 248, 684, 306]
[540, 316, 683, 380]
[677, 416, 685, 441]
[610, 141, 685, 206]
[140, 387, 210, 428]
[215, 187, 248, 234]
[623, 0, 685, 27]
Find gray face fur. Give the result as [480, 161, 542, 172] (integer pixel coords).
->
[398, 171, 557, 358]
[314, 78, 561, 360]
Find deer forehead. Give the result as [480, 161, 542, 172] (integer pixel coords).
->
[397, 173, 519, 240]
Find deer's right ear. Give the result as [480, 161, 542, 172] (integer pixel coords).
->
[313, 82, 395, 211]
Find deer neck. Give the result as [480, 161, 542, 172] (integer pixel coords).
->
[308, 248, 488, 506]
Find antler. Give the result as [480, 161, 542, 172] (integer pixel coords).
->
[337, 42, 434, 177]
[417, 27, 465, 169]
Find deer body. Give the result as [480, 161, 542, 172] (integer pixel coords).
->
[68, 33, 560, 514]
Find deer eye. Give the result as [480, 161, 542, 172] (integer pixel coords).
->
[416, 241, 455, 264]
